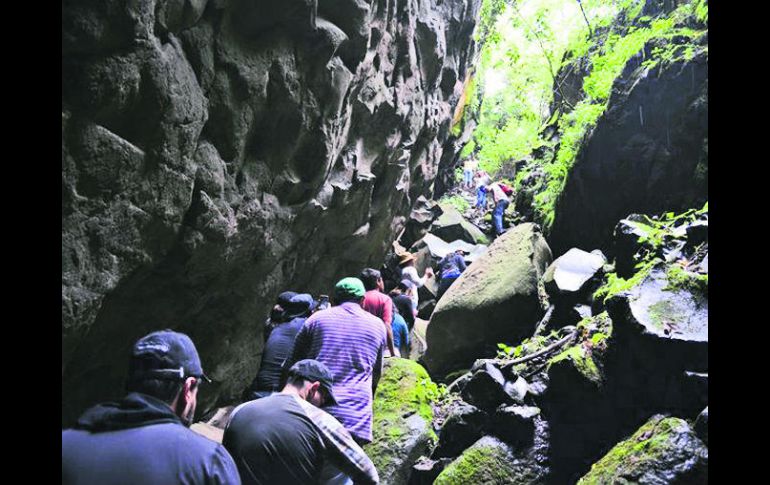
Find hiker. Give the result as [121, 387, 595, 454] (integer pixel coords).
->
[223, 360, 379, 485]
[437, 249, 468, 299]
[488, 181, 512, 236]
[390, 280, 417, 330]
[475, 170, 491, 210]
[62, 330, 240, 485]
[463, 157, 478, 190]
[285, 277, 387, 445]
[246, 293, 315, 400]
[398, 252, 433, 311]
[390, 304, 411, 358]
[265, 290, 297, 341]
[360, 268, 397, 357]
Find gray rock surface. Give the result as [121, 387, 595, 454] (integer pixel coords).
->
[431, 203, 489, 245]
[62, 0, 482, 424]
[423, 223, 552, 377]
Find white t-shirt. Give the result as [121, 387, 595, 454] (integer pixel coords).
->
[490, 183, 508, 202]
[400, 266, 424, 308]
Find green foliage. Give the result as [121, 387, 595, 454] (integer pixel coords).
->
[594, 258, 660, 303]
[664, 265, 708, 295]
[694, 0, 708, 24]
[440, 194, 471, 213]
[530, 2, 706, 230]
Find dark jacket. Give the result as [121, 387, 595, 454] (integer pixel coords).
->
[438, 253, 467, 279]
[254, 316, 307, 392]
[62, 392, 240, 485]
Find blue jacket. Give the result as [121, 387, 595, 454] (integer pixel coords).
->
[62, 392, 240, 485]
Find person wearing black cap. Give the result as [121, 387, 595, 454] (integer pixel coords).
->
[62, 330, 240, 485]
[224, 359, 379, 485]
[264, 290, 298, 341]
[246, 293, 315, 400]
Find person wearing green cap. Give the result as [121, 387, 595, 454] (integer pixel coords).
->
[285, 277, 388, 445]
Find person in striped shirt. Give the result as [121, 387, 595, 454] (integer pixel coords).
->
[286, 277, 387, 445]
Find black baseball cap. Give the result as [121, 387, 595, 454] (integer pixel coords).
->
[128, 330, 212, 384]
[288, 359, 338, 406]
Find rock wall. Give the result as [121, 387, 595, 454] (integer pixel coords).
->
[62, 0, 481, 425]
[548, 43, 708, 256]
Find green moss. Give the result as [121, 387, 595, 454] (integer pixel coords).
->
[364, 359, 440, 472]
[435, 442, 517, 484]
[548, 344, 603, 385]
[577, 415, 685, 484]
[594, 258, 659, 303]
[439, 194, 471, 214]
[665, 265, 708, 295]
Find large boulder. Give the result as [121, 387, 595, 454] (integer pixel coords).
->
[423, 223, 552, 377]
[606, 267, 708, 372]
[62, 0, 483, 424]
[434, 435, 546, 484]
[431, 203, 489, 245]
[577, 415, 708, 484]
[364, 358, 438, 485]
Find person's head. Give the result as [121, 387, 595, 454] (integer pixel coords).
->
[125, 330, 211, 427]
[284, 359, 338, 408]
[271, 291, 298, 324]
[360, 268, 383, 291]
[398, 279, 415, 296]
[283, 293, 315, 319]
[332, 277, 367, 305]
[398, 253, 416, 268]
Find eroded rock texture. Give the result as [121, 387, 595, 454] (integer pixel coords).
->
[62, 0, 481, 424]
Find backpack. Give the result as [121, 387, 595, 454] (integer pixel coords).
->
[499, 183, 513, 196]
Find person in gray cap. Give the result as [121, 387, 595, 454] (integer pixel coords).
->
[224, 359, 379, 485]
[62, 329, 240, 485]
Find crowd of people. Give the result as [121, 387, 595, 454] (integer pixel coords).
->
[62, 254, 473, 485]
[62, 159, 506, 484]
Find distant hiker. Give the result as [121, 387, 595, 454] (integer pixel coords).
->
[391, 286, 417, 330]
[390, 305, 411, 358]
[398, 252, 433, 311]
[488, 181, 513, 236]
[265, 290, 297, 341]
[463, 157, 479, 189]
[437, 249, 468, 299]
[224, 360, 379, 485]
[475, 170, 491, 210]
[247, 293, 315, 400]
[285, 277, 387, 445]
[360, 268, 397, 357]
[62, 330, 240, 485]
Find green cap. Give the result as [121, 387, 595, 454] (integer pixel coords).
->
[334, 277, 366, 302]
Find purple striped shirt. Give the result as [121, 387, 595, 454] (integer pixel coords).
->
[289, 302, 387, 443]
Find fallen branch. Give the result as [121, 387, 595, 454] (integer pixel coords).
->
[507, 329, 578, 366]
[533, 304, 556, 336]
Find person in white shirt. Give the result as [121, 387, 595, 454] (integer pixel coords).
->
[397, 253, 433, 311]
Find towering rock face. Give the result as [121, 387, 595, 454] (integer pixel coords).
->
[62, 0, 481, 424]
[548, 45, 708, 256]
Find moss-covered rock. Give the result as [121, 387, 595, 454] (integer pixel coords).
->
[547, 312, 613, 387]
[577, 415, 708, 484]
[364, 358, 439, 485]
[434, 435, 543, 484]
[424, 223, 552, 377]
